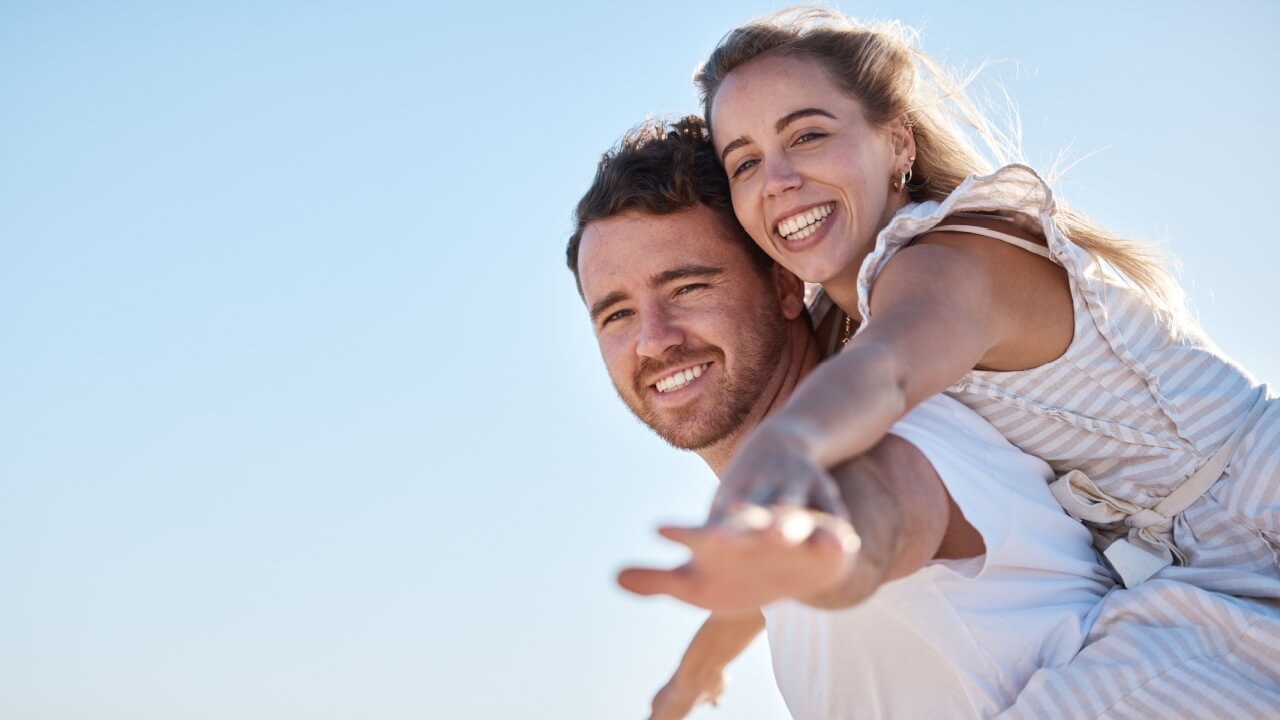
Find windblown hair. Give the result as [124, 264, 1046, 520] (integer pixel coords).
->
[694, 6, 1194, 335]
[566, 115, 773, 294]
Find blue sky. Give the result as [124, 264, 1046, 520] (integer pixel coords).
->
[2, 2, 1277, 718]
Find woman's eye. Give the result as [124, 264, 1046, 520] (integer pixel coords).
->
[731, 158, 758, 178]
[795, 131, 826, 145]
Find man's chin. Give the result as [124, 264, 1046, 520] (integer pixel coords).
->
[646, 414, 744, 453]
[624, 391, 756, 452]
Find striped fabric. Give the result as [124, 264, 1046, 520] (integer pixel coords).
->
[849, 164, 1280, 713]
[1000, 577, 1280, 718]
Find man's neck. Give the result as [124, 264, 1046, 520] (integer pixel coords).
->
[698, 327, 823, 477]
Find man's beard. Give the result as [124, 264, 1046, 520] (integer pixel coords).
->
[619, 302, 789, 452]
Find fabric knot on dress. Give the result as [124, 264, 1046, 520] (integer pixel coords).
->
[1124, 508, 1170, 531]
[1049, 469, 1178, 587]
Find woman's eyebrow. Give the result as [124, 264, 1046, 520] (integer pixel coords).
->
[720, 137, 750, 165]
[719, 108, 838, 164]
[776, 108, 837, 132]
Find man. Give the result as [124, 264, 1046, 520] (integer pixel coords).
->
[567, 116, 1112, 719]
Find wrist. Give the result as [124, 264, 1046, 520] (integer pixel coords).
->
[752, 415, 825, 465]
[675, 658, 724, 689]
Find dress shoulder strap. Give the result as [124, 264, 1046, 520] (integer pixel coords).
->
[929, 224, 1053, 260]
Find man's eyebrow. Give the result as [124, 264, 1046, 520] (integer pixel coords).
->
[652, 264, 725, 286]
[588, 265, 725, 324]
[719, 108, 838, 164]
[589, 290, 628, 324]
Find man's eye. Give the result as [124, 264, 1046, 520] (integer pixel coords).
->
[676, 283, 709, 296]
[602, 309, 632, 326]
[731, 158, 758, 178]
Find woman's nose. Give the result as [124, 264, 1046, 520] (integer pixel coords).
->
[763, 155, 802, 197]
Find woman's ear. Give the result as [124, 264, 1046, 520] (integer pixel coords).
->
[890, 115, 916, 166]
[771, 263, 807, 320]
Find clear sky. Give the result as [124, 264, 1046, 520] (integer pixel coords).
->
[2, 2, 1277, 719]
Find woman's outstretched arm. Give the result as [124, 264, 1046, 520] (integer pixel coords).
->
[710, 224, 1072, 519]
[615, 433, 984, 611]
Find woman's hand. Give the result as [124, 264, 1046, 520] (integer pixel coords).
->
[708, 422, 849, 523]
[618, 505, 860, 613]
[648, 667, 725, 720]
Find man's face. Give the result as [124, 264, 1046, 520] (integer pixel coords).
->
[577, 205, 793, 451]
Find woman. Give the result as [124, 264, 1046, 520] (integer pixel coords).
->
[676, 6, 1279, 717]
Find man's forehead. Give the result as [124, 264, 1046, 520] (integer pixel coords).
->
[579, 207, 744, 297]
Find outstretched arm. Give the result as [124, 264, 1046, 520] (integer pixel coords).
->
[618, 433, 984, 612]
[647, 610, 764, 720]
[711, 226, 1072, 519]
[806, 433, 982, 607]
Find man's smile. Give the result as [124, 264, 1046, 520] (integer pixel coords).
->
[654, 362, 712, 394]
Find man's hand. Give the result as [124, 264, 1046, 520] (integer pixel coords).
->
[618, 505, 860, 613]
[649, 667, 725, 720]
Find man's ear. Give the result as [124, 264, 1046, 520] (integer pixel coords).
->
[771, 263, 807, 320]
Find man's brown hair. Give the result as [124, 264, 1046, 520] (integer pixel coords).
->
[565, 115, 772, 294]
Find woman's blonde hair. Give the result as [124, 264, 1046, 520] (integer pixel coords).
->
[694, 7, 1194, 335]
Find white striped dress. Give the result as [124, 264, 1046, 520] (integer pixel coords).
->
[850, 164, 1280, 713]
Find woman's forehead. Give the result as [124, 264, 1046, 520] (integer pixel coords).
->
[710, 55, 862, 139]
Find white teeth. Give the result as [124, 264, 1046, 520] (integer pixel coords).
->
[790, 223, 818, 241]
[777, 203, 834, 240]
[655, 363, 711, 393]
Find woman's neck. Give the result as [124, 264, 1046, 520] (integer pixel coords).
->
[823, 272, 862, 321]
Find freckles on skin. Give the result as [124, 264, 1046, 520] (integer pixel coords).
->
[709, 55, 913, 292]
[574, 207, 793, 452]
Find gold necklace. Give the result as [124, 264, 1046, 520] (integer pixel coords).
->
[840, 313, 853, 347]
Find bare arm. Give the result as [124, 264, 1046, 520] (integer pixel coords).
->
[617, 433, 984, 612]
[711, 222, 1071, 518]
[804, 433, 983, 608]
[648, 610, 765, 720]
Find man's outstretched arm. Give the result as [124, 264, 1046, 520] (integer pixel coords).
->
[647, 610, 764, 720]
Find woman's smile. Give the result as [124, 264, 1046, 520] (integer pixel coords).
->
[710, 54, 914, 296]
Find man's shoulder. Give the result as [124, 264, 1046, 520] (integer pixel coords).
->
[891, 395, 1014, 454]
[889, 394, 1056, 497]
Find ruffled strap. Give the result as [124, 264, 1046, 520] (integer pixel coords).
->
[856, 164, 1058, 326]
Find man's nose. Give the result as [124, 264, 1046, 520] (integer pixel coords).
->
[635, 306, 684, 359]
[764, 154, 802, 197]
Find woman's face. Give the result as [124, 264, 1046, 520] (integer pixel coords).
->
[710, 54, 913, 290]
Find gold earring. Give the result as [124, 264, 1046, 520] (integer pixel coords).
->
[894, 166, 913, 191]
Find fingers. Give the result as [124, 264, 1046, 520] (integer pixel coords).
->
[769, 505, 817, 543]
[656, 524, 712, 547]
[812, 514, 862, 555]
[617, 566, 692, 598]
[716, 504, 774, 533]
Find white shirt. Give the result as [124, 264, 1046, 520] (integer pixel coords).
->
[761, 394, 1113, 719]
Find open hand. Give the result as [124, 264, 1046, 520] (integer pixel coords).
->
[648, 669, 725, 720]
[618, 505, 860, 613]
